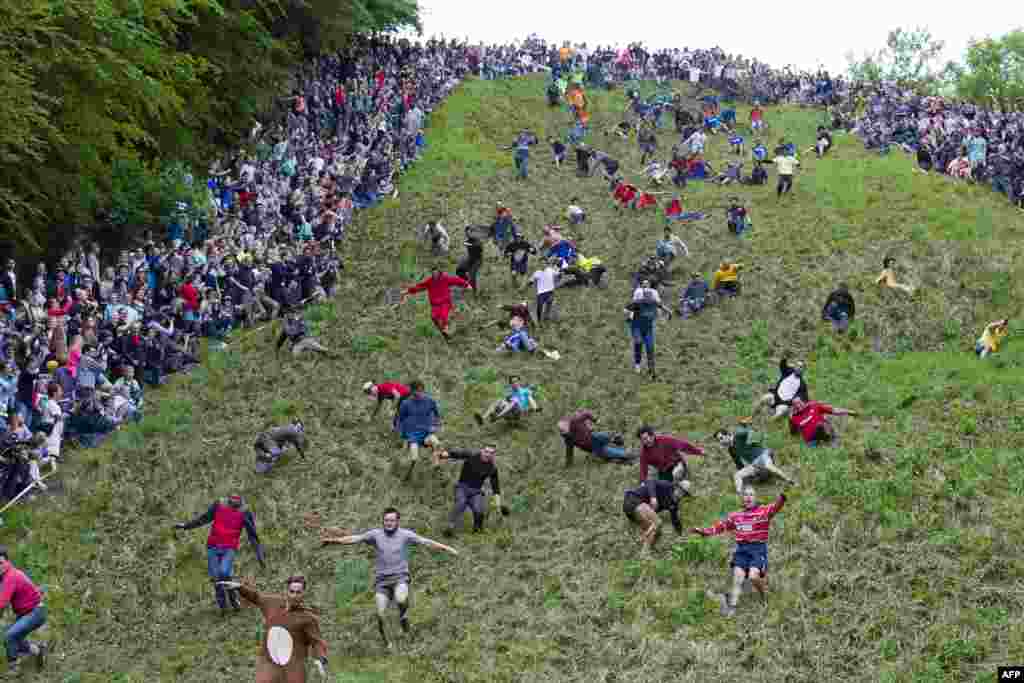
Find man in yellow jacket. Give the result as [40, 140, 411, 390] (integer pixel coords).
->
[711, 261, 741, 297]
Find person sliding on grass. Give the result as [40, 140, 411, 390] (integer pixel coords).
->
[402, 267, 473, 342]
[276, 308, 335, 358]
[975, 319, 1009, 358]
[755, 355, 808, 420]
[320, 508, 458, 650]
[637, 424, 705, 483]
[623, 471, 691, 552]
[175, 494, 266, 611]
[254, 419, 307, 474]
[495, 314, 561, 359]
[692, 485, 789, 617]
[396, 381, 441, 481]
[433, 444, 510, 536]
[363, 381, 411, 425]
[711, 260, 742, 298]
[558, 410, 634, 466]
[474, 375, 538, 425]
[789, 396, 856, 447]
[715, 418, 796, 494]
[822, 283, 855, 333]
[875, 257, 914, 294]
[625, 278, 672, 379]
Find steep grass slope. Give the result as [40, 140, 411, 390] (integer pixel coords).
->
[5, 75, 1024, 683]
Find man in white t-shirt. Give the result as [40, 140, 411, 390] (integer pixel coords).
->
[527, 258, 560, 323]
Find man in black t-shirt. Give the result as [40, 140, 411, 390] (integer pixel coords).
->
[434, 445, 510, 536]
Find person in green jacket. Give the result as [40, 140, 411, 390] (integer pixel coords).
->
[714, 417, 796, 495]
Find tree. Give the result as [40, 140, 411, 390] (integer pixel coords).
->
[954, 30, 1024, 112]
[845, 27, 945, 92]
[0, 0, 421, 259]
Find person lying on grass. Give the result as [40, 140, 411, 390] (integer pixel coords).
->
[692, 485, 789, 617]
[495, 315, 560, 359]
[975, 318, 1009, 358]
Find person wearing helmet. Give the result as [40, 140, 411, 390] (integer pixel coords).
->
[622, 466, 691, 551]
[254, 419, 306, 474]
[174, 494, 266, 611]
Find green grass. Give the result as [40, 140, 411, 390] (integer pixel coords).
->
[6, 74, 1024, 682]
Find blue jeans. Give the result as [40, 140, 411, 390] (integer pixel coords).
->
[5, 605, 46, 661]
[591, 432, 629, 460]
[631, 320, 655, 364]
[993, 175, 1012, 197]
[515, 153, 529, 179]
[207, 547, 236, 609]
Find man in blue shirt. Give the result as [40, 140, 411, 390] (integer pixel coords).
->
[396, 381, 441, 481]
[474, 375, 538, 426]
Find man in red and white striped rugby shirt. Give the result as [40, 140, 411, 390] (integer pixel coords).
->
[691, 485, 788, 617]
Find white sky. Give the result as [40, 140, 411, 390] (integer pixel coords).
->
[400, 0, 1017, 75]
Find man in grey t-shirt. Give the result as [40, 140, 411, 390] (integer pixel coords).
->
[322, 507, 458, 649]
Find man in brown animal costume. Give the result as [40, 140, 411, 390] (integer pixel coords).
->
[218, 575, 329, 682]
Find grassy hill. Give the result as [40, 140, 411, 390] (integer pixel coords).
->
[6, 74, 1024, 683]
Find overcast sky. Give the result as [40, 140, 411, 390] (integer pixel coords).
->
[399, 0, 1016, 75]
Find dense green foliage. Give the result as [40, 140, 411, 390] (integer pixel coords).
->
[4, 75, 1023, 682]
[0, 0, 418, 258]
[951, 30, 1024, 112]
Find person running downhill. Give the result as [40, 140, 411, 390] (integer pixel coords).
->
[637, 424, 705, 483]
[691, 486, 789, 617]
[625, 278, 672, 379]
[402, 267, 473, 342]
[320, 508, 458, 650]
[433, 444, 511, 536]
[174, 494, 266, 612]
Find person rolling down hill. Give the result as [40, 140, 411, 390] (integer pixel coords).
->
[496, 315, 560, 359]
[320, 508, 458, 650]
[623, 472, 691, 552]
[557, 410, 635, 466]
[254, 419, 307, 474]
[714, 418, 796, 495]
[975, 319, 1009, 358]
[691, 486, 789, 617]
[433, 444, 510, 536]
[174, 494, 266, 611]
[402, 268, 473, 342]
[276, 308, 335, 358]
[637, 424, 705, 483]
[214, 575, 330, 682]
[754, 356, 808, 420]
[789, 396, 856, 446]
[711, 261, 741, 298]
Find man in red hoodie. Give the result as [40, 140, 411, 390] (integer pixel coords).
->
[402, 267, 472, 342]
[175, 495, 265, 612]
[637, 425, 706, 483]
[0, 546, 47, 673]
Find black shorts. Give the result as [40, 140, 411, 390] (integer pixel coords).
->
[511, 259, 528, 275]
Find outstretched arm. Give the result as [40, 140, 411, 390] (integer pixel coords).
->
[419, 537, 459, 555]
[175, 503, 216, 530]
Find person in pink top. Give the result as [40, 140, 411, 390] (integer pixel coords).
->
[0, 547, 47, 672]
[691, 486, 789, 617]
